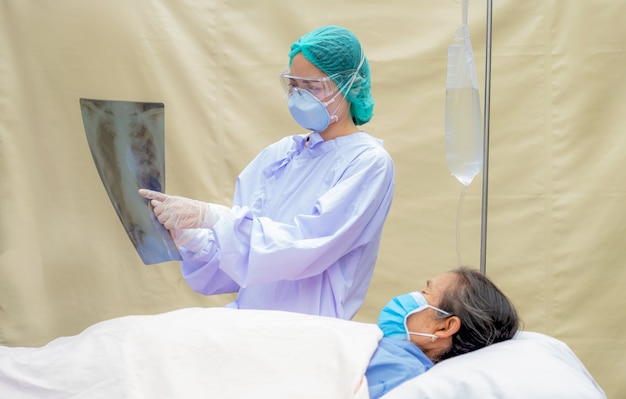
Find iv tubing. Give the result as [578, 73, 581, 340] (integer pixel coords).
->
[456, 185, 468, 267]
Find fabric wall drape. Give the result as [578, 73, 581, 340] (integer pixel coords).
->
[1, 1, 623, 396]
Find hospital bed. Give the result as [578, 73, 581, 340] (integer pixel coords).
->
[0, 307, 606, 398]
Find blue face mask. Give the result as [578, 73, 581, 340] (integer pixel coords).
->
[377, 291, 452, 340]
[287, 88, 339, 132]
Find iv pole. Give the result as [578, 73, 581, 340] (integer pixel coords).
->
[479, 0, 493, 275]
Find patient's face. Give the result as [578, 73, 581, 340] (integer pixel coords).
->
[406, 272, 458, 351]
[420, 272, 457, 310]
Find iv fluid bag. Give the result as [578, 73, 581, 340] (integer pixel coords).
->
[445, 85, 482, 186]
[445, 25, 483, 187]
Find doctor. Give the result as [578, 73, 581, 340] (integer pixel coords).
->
[140, 25, 395, 320]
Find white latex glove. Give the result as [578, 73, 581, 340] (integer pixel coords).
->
[138, 189, 231, 230]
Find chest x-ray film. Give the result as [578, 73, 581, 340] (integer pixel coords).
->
[80, 98, 182, 265]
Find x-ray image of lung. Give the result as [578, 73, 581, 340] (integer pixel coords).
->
[80, 98, 182, 265]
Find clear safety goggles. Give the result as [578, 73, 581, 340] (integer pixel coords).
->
[279, 70, 355, 100]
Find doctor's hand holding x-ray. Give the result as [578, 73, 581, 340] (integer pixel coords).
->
[139, 189, 229, 230]
[139, 25, 396, 321]
[138, 189, 230, 247]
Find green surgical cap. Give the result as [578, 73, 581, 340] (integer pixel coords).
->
[288, 25, 374, 126]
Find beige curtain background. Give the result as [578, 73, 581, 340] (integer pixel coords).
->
[1, 0, 624, 396]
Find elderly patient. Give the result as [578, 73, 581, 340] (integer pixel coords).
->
[366, 267, 520, 398]
[0, 267, 518, 398]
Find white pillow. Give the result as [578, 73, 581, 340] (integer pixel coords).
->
[381, 331, 606, 399]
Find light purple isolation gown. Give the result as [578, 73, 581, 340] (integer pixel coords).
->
[177, 131, 395, 319]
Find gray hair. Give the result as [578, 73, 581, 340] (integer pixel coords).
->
[434, 267, 520, 363]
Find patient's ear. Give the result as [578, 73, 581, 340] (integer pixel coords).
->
[437, 316, 461, 338]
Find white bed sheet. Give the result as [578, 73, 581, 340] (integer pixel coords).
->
[380, 331, 607, 399]
[0, 307, 382, 399]
[0, 308, 607, 399]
